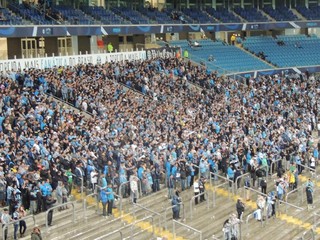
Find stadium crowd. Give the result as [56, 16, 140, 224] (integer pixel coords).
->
[0, 56, 319, 238]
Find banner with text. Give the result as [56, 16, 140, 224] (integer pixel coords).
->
[146, 47, 181, 60]
[0, 51, 146, 72]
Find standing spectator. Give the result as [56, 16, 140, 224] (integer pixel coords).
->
[100, 186, 108, 217]
[106, 183, 114, 216]
[46, 195, 56, 226]
[129, 172, 139, 204]
[18, 206, 27, 238]
[199, 177, 206, 203]
[194, 179, 200, 205]
[260, 178, 267, 194]
[236, 198, 245, 220]
[13, 206, 19, 240]
[306, 178, 314, 210]
[56, 182, 63, 210]
[171, 190, 181, 220]
[1, 208, 11, 240]
[31, 227, 42, 240]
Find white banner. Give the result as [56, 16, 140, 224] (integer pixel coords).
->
[0, 51, 146, 72]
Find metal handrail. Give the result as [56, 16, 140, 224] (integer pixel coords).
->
[118, 181, 129, 215]
[95, 229, 123, 240]
[235, 172, 251, 191]
[212, 181, 230, 206]
[270, 158, 283, 178]
[285, 185, 304, 212]
[189, 191, 209, 219]
[313, 212, 320, 225]
[133, 203, 162, 234]
[297, 162, 317, 177]
[302, 228, 315, 240]
[173, 219, 202, 240]
[131, 215, 155, 239]
[210, 172, 234, 195]
[2, 215, 36, 240]
[244, 186, 304, 211]
[245, 210, 263, 236]
[45, 202, 75, 232]
[163, 203, 185, 230]
[83, 192, 98, 219]
[192, 164, 202, 179]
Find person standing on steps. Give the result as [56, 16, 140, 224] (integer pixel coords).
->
[194, 179, 200, 205]
[106, 183, 115, 216]
[306, 178, 314, 210]
[236, 198, 245, 220]
[172, 190, 182, 220]
[100, 186, 108, 217]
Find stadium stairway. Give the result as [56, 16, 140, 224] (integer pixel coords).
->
[236, 44, 277, 69]
[259, 9, 275, 22]
[291, 8, 307, 21]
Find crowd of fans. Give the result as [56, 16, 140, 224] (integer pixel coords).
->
[0, 56, 318, 238]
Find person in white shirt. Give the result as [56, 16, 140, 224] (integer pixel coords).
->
[194, 179, 200, 205]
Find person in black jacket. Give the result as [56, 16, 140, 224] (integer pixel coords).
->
[236, 198, 245, 220]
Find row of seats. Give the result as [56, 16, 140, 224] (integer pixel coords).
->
[170, 39, 271, 73]
[0, 7, 23, 25]
[81, 6, 127, 25]
[2, 5, 320, 25]
[243, 34, 320, 68]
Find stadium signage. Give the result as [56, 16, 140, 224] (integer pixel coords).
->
[0, 51, 146, 72]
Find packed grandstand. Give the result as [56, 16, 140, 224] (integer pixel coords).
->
[0, 0, 319, 240]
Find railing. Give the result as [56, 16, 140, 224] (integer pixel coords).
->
[118, 179, 142, 215]
[245, 211, 263, 236]
[302, 228, 315, 240]
[313, 210, 320, 224]
[2, 215, 36, 240]
[163, 203, 185, 230]
[209, 172, 235, 195]
[269, 158, 283, 178]
[46, 202, 75, 232]
[133, 203, 162, 234]
[212, 181, 230, 206]
[129, 215, 155, 239]
[83, 192, 99, 219]
[173, 219, 202, 240]
[192, 164, 202, 179]
[244, 186, 304, 212]
[297, 162, 317, 178]
[285, 185, 304, 212]
[235, 172, 251, 191]
[189, 191, 209, 219]
[95, 229, 123, 240]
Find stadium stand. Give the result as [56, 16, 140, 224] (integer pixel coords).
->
[262, 6, 299, 21]
[0, 7, 23, 25]
[243, 34, 320, 67]
[295, 5, 320, 20]
[137, 7, 175, 24]
[233, 7, 270, 22]
[111, 7, 151, 24]
[8, 3, 56, 25]
[51, 5, 95, 25]
[170, 39, 271, 72]
[205, 7, 241, 23]
[81, 6, 127, 25]
[180, 8, 218, 23]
